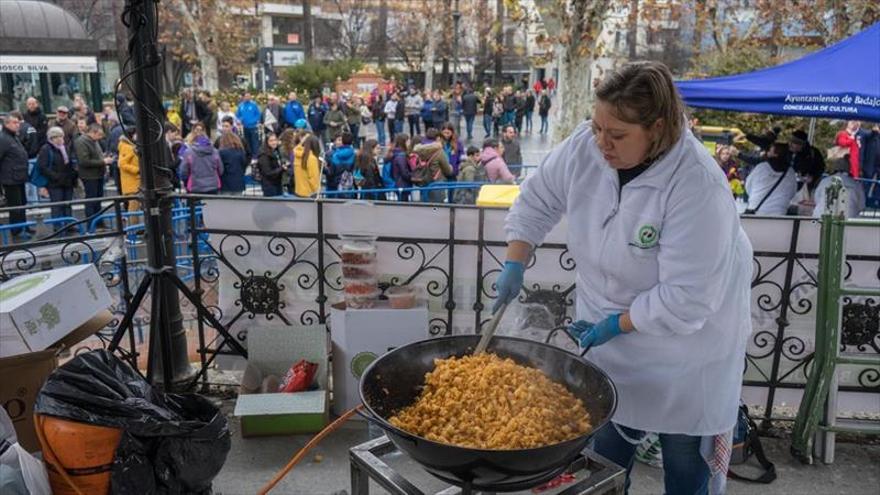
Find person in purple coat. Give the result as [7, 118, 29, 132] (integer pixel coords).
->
[440, 123, 464, 202]
[388, 133, 412, 202]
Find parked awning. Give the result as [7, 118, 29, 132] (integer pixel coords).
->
[0, 55, 98, 73]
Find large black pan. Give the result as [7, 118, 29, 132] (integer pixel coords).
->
[359, 335, 617, 490]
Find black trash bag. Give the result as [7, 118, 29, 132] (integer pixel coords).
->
[34, 349, 230, 495]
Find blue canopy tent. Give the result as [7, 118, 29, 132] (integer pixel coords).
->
[676, 22, 880, 122]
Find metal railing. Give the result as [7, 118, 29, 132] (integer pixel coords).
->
[1, 194, 877, 426]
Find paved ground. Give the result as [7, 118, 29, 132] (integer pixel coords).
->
[214, 406, 880, 495]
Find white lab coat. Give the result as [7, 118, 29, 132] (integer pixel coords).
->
[505, 122, 753, 436]
[813, 174, 866, 218]
[744, 161, 797, 215]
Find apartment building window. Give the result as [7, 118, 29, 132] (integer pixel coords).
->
[272, 16, 303, 47]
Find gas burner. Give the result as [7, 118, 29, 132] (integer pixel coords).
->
[350, 436, 626, 495]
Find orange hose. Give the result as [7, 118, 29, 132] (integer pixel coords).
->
[257, 405, 363, 495]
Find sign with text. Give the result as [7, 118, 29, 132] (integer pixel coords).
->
[0, 55, 98, 73]
[272, 50, 305, 67]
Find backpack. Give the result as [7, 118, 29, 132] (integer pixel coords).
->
[381, 156, 395, 188]
[29, 148, 51, 187]
[339, 169, 354, 191]
[409, 149, 442, 186]
[728, 403, 776, 484]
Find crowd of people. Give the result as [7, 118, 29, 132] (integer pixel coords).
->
[158, 80, 540, 202]
[709, 120, 878, 218]
[3, 79, 878, 240]
[0, 81, 545, 239]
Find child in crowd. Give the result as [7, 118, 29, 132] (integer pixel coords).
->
[454, 146, 487, 204]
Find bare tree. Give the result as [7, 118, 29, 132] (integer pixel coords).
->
[330, 0, 373, 59]
[532, 0, 613, 142]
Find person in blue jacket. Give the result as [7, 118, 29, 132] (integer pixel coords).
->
[420, 96, 435, 134]
[307, 94, 327, 144]
[325, 132, 356, 198]
[282, 92, 306, 130]
[431, 90, 448, 129]
[235, 93, 262, 161]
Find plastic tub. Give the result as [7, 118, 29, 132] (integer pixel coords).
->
[340, 234, 377, 265]
[342, 262, 377, 279]
[346, 289, 381, 309]
[386, 285, 418, 309]
[344, 278, 378, 295]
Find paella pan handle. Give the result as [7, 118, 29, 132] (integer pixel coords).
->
[355, 407, 420, 446]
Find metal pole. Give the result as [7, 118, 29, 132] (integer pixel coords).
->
[453, 0, 461, 84]
[125, 0, 193, 387]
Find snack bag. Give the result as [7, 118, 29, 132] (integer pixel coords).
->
[278, 360, 319, 393]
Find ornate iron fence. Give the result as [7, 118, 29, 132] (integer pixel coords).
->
[1, 194, 877, 424]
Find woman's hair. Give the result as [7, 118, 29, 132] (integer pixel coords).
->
[595, 61, 685, 160]
[441, 123, 458, 152]
[483, 138, 498, 149]
[356, 139, 379, 174]
[393, 133, 409, 151]
[218, 131, 244, 150]
[262, 132, 277, 152]
[300, 135, 321, 170]
[279, 128, 298, 156]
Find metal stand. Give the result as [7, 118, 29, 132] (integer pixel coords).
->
[791, 178, 880, 463]
[349, 436, 625, 495]
[105, 0, 247, 389]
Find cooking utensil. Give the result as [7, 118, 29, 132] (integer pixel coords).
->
[359, 335, 617, 490]
[473, 302, 507, 355]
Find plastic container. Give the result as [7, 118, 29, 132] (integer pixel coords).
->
[346, 289, 380, 309]
[386, 285, 418, 309]
[342, 262, 377, 279]
[344, 277, 378, 295]
[340, 235, 377, 265]
[35, 415, 122, 495]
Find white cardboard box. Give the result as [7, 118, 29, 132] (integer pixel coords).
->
[329, 301, 429, 415]
[0, 265, 112, 358]
[233, 324, 330, 436]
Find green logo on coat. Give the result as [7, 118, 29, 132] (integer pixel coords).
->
[632, 225, 660, 249]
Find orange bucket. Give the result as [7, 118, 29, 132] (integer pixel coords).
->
[35, 414, 123, 495]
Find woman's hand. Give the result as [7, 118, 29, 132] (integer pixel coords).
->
[493, 241, 532, 313]
[568, 314, 629, 349]
[492, 261, 524, 314]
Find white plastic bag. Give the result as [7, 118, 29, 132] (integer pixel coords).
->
[496, 302, 579, 354]
[0, 409, 51, 495]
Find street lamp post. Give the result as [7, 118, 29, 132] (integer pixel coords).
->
[452, 0, 461, 84]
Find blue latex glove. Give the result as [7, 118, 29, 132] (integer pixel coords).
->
[492, 261, 524, 314]
[567, 314, 623, 349]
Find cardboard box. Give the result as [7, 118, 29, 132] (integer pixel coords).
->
[0, 310, 113, 452]
[1, 265, 112, 358]
[233, 324, 330, 437]
[329, 301, 429, 415]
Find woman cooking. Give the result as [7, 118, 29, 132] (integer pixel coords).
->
[494, 61, 753, 494]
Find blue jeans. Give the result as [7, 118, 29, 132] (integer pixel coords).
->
[525, 110, 533, 132]
[47, 187, 73, 229]
[483, 113, 492, 137]
[244, 127, 260, 160]
[503, 110, 515, 127]
[350, 124, 360, 147]
[82, 178, 106, 230]
[408, 115, 420, 136]
[464, 114, 475, 139]
[395, 119, 404, 134]
[590, 423, 710, 495]
[376, 120, 386, 146]
[540, 114, 549, 134]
